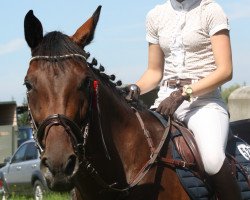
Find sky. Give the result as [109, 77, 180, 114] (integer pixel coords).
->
[0, 0, 250, 105]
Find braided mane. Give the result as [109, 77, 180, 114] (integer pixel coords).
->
[33, 31, 145, 109]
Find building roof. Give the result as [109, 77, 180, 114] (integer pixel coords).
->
[0, 101, 16, 105]
[229, 86, 250, 100]
[0, 101, 17, 126]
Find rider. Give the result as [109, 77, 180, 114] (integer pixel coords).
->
[126, 0, 242, 199]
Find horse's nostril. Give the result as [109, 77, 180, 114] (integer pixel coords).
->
[64, 155, 77, 176]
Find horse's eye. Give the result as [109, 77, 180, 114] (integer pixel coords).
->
[24, 80, 33, 91]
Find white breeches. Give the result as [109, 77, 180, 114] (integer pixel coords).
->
[152, 87, 229, 175]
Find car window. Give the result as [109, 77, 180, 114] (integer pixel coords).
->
[18, 129, 29, 140]
[25, 142, 38, 161]
[11, 144, 28, 163]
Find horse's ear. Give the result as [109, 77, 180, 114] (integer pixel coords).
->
[71, 6, 101, 48]
[24, 10, 43, 49]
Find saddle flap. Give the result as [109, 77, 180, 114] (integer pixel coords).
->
[171, 120, 205, 176]
[171, 127, 195, 165]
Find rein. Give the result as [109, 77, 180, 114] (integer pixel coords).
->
[27, 53, 172, 196]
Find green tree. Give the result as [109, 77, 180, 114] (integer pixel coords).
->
[17, 98, 29, 126]
[221, 84, 240, 104]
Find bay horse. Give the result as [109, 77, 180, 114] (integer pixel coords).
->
[23, 6, 194, 200]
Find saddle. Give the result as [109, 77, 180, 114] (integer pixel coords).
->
[149, 111, 205, 178]
[170, 120, 203, 170]
[150, 111, 250, 199]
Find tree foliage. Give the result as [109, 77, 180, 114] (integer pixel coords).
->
[17, 111, 29, 126]
[17, 98, 29, 126]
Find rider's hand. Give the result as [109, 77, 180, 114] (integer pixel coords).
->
[124, 84, 141, 102]
[156, 89, 189, 116]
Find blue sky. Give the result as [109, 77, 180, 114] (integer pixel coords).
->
[0, 0, 249, 105]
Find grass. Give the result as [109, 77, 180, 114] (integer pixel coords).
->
[8, 192, 71, 200]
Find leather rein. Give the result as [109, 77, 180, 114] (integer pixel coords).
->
[27, 53, 171, 195]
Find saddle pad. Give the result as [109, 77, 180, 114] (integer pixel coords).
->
[226, 135, 250, 199]
[173, 135, 250, 200]
[172, 143, 213, 200]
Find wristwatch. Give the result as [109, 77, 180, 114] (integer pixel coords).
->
[183, 85, 193, 101]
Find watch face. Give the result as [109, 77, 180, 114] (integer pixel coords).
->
[185, 86, 193, 95]
[186, 88, 192, 94]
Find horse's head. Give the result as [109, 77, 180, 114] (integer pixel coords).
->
[24, 6, 101, 191]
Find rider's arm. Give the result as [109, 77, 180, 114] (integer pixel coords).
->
[187, 29, 233, 97]
[136, 43, 165, 95]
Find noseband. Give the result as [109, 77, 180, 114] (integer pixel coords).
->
[36, 114, 87, 156]
[27, 53, 90, 158]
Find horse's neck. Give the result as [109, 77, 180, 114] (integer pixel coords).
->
[81, 87, 167, 198]
[93, 88, 135, 153]
[96, 85, 133, 128]
[95, 88, 162, 182]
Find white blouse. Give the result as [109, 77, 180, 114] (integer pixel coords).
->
[146, 0, 229, 81]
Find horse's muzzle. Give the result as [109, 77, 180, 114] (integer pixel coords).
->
[40, 152, 79, 191]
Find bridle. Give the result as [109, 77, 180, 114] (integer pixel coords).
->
[27, 53, 91, 159]
[27, 53, 134, 194]
[26, 53, 172, 197]
[30, 113, 88, 158]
